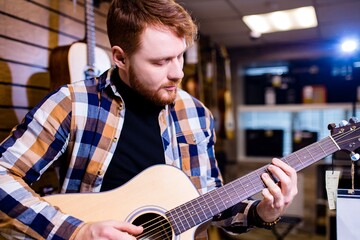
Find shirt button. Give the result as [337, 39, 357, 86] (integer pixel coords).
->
[113, 137, 118, 142]
[97, 170, 104, 175]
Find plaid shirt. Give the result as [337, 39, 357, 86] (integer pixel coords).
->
[0, 68, 254, 239]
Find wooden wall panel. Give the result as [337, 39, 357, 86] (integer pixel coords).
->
[1, 10, 83, 49]
[0, 0, 112, 142]
[2, 1, 82, 46]
[30, 0, 83, 21]
[0, 38, 50, 67]
[2, 14, 59, 48]
[0, 61, 49, 87]
[0, 85, 49, 107]
[3, 0, 53, 24]
[0, 109, 25, 128]
[0, 108, 29, 138]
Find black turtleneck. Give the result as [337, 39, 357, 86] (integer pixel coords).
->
[100, 71, 166, 192]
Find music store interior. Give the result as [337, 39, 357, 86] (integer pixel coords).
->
[1, 0, 360, 239]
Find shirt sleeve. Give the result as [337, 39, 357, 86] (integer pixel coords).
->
[0, 87, 84, 239]
[212, 199, 259, 234]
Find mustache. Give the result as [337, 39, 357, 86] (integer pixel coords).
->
[162, 78, 182, 87]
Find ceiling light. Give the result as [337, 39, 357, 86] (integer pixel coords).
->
[341, 39, 358, 53]
[269, 11, 292, 31]
[243, 6, 318, 34]
[244, 15, 270, 33]
[294, 7, 317, 28]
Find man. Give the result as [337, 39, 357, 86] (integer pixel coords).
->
[0, 0, 297, 239]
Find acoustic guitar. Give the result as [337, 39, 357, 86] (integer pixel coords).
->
[219, 45, 235, 139]
[49, 0, 111, 90]
[44, 118, 360, 239]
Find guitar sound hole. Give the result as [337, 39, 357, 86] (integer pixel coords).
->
[132, 212, 173, 240]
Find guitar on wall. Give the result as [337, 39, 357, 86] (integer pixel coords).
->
[219, 44, 235, 140]
[49, 0, 111, 91]
[44, 118, 360, 239]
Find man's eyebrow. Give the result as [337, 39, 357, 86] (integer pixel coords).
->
[150, 56, 170, 61]
[149, 52, 184, 61]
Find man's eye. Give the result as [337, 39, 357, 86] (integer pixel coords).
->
[154, 60, 169, 66]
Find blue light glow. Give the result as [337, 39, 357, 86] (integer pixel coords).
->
[341, 39, 358, 53]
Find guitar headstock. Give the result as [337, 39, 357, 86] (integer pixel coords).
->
[328, 117, 360, 160]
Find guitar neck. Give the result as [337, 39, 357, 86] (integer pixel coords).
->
[167, 136, 340, 235]
[85, 0, 96, 69]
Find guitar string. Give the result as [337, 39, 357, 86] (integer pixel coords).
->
[137, 222, 172, 240]
[136, 217, 172, 239]
[134, 128, 354, 239]
[333, 125, 360, 146]
[135, 215, 172, 238]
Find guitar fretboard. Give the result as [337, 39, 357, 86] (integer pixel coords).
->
[85, 0, 96, 73]
[166, 136, 340, 235]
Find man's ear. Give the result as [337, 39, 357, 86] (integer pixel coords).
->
[112, 46, 127, 69]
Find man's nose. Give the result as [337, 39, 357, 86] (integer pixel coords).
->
[168, 58, 184, 80]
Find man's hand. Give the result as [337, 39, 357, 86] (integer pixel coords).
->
[257, 158, 298, 222]
[74, 220, 143, 240]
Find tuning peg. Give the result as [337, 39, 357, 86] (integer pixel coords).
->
[349, 117, 359, 124]
[339, 120, 349, 127]
[327, 123, 336, 130]
[350, 152, 360, 161]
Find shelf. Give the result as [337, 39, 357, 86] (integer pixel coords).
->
[236, 103, 360, 162]
[238, 103, 356, 112]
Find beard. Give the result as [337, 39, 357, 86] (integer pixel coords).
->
[128, 66, 181, 106]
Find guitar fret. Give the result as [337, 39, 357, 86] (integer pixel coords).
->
[305, 147, 315, 162]
[237, 176, 249, 196]
[217, 187, 231, 207]
[229, 181, 243, 202]
[226, 185, 239, 205]
[282, 156, 290, 165]
[308, 144, 320, 159]
[316, 142, 327, 158]
[210, 190, 224, 212]
[294, 152, 304, 169]
[182, 204, 196, 229]
[199, 194, 215, 217]
[169, 207, 187, 234]
[241, 176, 251, 193]
[188, 201, 203, 225]
[252, 168, 267, 191]
[247, 174, 256, 193]
[195, 197, 209, 220]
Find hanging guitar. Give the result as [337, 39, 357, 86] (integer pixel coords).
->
[219, 44, 235, 139]
[44, 118, 360, 239]
[49, 0, 111, 91]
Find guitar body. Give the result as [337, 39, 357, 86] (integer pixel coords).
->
[44, 165, 201, 239]
[49, 42, 111, 91]
[68, 42, 111, 83]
